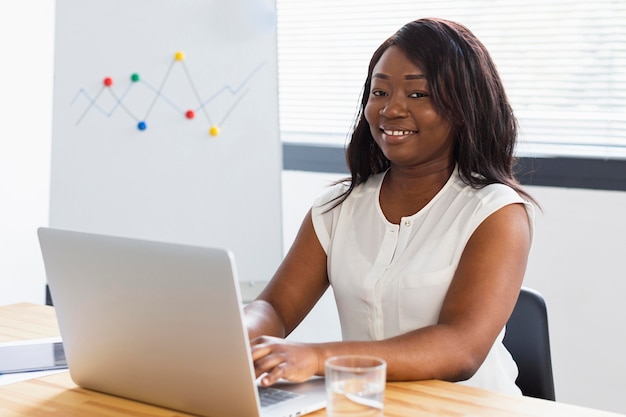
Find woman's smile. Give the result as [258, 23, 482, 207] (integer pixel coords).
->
[380, 127, 418, 144]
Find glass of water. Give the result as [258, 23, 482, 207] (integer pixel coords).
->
[325, 355, 386, 417]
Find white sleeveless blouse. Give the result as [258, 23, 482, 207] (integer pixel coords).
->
[311, 167, 534, 395]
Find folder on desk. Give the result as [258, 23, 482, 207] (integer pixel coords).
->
[0, 339, 66, 375]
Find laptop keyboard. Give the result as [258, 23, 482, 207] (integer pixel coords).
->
[258, 386, 302, 408]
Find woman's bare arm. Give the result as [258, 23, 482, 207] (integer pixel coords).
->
[244, 209, 329, 341]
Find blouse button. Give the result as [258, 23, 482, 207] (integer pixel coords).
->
[404, 220, 412, 227]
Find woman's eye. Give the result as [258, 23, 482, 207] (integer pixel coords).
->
[409, 92, 428, 98]
[372, 90, 387, 97]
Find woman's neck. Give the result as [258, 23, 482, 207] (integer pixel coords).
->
[379, 162, 455, 223]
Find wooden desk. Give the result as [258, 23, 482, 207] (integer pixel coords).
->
[0, 303, 622, 417]
[0, 303, 60, 342]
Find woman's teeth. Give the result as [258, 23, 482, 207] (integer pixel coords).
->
[383, 129, 415, 136]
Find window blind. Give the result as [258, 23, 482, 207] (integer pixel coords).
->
[276, 0, 626, 159]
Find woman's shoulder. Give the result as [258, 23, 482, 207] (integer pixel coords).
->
[477, 181, 524, 201]
[447, 172, 534, 226]
[451, 170, 526, 205]
[312, 180, 349, 208]
[313, 172, 386, 208]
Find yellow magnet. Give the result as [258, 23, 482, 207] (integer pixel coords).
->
[209, 125, 220, 137]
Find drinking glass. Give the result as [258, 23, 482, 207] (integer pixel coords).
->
[325, 355, 386, 417]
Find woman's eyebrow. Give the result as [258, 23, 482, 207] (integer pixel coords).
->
[372, 73, 426, 80]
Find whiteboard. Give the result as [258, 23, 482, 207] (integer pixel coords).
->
[49, 0, 283, 283]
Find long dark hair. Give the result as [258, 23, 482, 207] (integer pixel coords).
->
[332, 17, 536, 207]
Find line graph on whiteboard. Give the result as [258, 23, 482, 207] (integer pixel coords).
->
[71, 51, 265, 137]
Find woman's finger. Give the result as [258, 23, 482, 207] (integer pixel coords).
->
[260, 361, 287, 386]
[250, 343, 273, 361]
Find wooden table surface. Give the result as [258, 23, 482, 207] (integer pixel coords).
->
[0, 303, 623, 417]
[0, 302, 61, 342]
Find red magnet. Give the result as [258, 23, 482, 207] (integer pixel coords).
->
[103, 77, 113, 87]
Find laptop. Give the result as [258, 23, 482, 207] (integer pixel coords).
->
[37, 227, 326, 417]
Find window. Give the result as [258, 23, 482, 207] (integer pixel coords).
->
[276, 0, 626, 159]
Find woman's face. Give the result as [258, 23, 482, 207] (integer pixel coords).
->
[364, 45, 455, 169]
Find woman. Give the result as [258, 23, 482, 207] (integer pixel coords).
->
[245, 17, 536, 395]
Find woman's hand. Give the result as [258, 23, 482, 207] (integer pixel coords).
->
[250, 336, 322, 386]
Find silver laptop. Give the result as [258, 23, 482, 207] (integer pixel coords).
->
[37, 227, 326, 417]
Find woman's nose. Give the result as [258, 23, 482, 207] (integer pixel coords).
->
[379, 95, 408, 118]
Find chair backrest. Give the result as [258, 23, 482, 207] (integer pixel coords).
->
[503, 287, 556, 401]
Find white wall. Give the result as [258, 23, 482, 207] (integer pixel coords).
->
[523, 185, 626, 413]
[0, 1, 54, 306]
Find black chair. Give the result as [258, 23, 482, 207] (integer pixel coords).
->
[503, 287, 556, 401]
[45, 283, 54, 306]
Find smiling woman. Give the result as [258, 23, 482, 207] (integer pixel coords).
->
[340, 18, 536, 211]
[245, 17, 536, 397]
